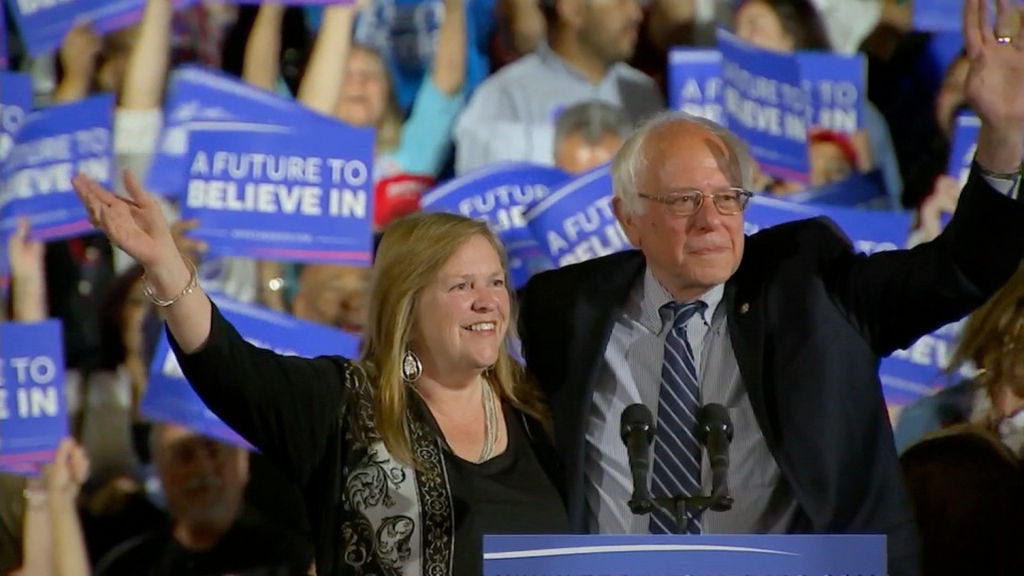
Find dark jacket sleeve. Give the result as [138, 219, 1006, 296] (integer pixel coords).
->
[167, 301, 349, 486]
[823, 166, 1024, 356]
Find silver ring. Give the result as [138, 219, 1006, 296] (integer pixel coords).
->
[996, 36, 1014, 44]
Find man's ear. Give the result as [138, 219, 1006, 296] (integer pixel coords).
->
[613, 196, 642, 248]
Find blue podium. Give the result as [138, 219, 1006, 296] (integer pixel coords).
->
[484, 534, 885, 576]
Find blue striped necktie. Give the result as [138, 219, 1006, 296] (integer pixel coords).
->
[649, 300, 707, 534]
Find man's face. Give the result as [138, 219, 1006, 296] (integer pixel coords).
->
[615, 124, 746, 301]
[809, 140, 854, 187]
[576, 0, 643, 65]
[292, 265, 371, 334]
[554, 131, 624, 174]
[153, 424, 248, 526]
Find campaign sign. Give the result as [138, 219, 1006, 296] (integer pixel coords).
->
[0, 320, 67, 475]
[1, 72, 32, 166]
[140, 294, 360, 449]
[8, 0, 171, 57]
[797, 51, 865, 134]
[744, 195, 911, 260]
[946, 112, 980, 189]
[912, 0, 964, 32]
[912, 0, 1020, 32]
[483, 534, 886, 576]
[146, 66, 302, 198]
[179, 122, 374, 265]
[783, 169, 889, 209]
[7, 0, 91, 57]
[0, 73, 31, 289]
[667, 48, 725, 126]
[525, 165, 630, 267]
[1, 7, 7, 68]
[0, 93, 113, 242]
[420, 162, 569, 288]
[881, 320, 966, 409]
[718, 29, 809, 183]
[227, 0, 353, 4]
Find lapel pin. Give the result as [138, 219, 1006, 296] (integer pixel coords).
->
[739, 303, 750, 314]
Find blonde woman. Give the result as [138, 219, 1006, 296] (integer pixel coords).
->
[70, 172, 568, 575]
[895, 265, 1024, 455]
[950, 264, 1024, 459]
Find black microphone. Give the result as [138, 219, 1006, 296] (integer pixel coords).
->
[695, 403, 735, 512]
[620, 403, 656, 515]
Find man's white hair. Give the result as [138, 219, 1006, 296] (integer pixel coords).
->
[610, 110, 756, 214]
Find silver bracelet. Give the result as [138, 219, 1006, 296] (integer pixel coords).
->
[143, 256, 199, 308]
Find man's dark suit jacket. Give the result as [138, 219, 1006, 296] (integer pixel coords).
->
[518, 168, 1024, 576]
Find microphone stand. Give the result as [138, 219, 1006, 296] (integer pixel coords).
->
[631, 492, 735, 534]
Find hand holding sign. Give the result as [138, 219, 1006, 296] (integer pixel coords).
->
[71, 171, 179, 271]
[964, 0, 1024, 171]
[6, 218, 44, 282]
[42, 437, 90, 498]
[918, 175, 962, 241]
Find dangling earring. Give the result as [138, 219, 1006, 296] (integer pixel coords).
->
[401, 350, 422, 383]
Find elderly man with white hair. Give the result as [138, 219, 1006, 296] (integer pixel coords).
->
[518, 2, 1024, 575]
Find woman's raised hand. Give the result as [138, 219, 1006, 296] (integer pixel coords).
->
[6, 217, 44, 280]
[71, 171, 178, 270]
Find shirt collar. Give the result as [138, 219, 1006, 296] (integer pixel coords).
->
[535, 41, 618, 86]
[638, 267, 725, 333]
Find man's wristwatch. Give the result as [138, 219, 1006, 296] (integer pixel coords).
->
[975, 160, 1024, 181]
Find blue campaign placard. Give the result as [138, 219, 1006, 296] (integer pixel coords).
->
[178, 117, 375, 265]
[718, 29, 809, 183]
[797, 51, 865, 134]
[0, 320, 67, 474]
[7, 0, 93, 57]
[525, 165, 631, 267]
[912, 0, 1021, 32]
[946, 112, 980, 189]
[0, 92, 113, 242]
[881, 320, 966, 409]
[745, 195, 911, 257]
[912, 0, 964, 32]
[146, 66, 302, 198]
[420, 162, 569, 289]
[667, 48, 725, 126]
[0, 73, 31, 290]
[484, 534, 886, 575]
[783, 169, 889, 209]
[1, 7, 7, 68]
[140, 293, 360, 449]
[9, 0, 136, 56]
[7, 0, 198, 57]
[1, 71, 32, 170]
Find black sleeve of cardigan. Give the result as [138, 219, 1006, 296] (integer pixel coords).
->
[167, 300, 349, 486]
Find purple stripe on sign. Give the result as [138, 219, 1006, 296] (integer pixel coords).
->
[249, 248, 372, 261]
[760, 163, 809, 183]
[35, 219, 94, 241]
[0, 449, 57, 462]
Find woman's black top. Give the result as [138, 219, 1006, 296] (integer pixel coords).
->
[170, 302, 568, 576]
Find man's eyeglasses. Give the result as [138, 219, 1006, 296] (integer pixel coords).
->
[637, 187, 753, 216]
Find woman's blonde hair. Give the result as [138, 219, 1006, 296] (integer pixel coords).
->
[949, 263, 1024, 398]
[348, 45, 402, 154]
[357, 212, 550, 466]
